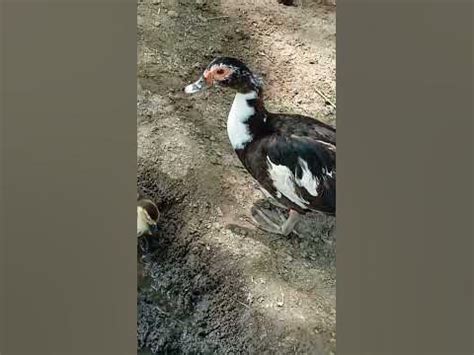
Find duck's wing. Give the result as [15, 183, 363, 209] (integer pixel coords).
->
[260, 134, 336, 214]
[268, 113, 336, 146]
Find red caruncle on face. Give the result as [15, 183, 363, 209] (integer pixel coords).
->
[203, 64, 233, 85]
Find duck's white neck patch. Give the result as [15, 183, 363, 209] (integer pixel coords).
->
[227, 91, 257, 150]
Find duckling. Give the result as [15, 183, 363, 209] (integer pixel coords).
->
[185, 57, 335, 236]
[137, 192, 160, 239]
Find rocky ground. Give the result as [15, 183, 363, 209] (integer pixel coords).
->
[137, 0, 336, 353]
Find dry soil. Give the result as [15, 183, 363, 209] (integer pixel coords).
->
[137, 0, 336, 353]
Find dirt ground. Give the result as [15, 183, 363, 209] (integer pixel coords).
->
[137, 0, 336, 353]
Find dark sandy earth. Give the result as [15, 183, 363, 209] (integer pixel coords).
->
[137, 0, 336, 353]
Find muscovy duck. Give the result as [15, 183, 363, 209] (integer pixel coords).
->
[184, 57, 335, 236]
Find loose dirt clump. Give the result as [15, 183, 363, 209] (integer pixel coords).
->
[137, 0, 336, 353]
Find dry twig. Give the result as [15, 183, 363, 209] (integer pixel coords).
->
[233, 297, 251, 309]
[207, 16, 230, 21]
[315, 88, 336, 109]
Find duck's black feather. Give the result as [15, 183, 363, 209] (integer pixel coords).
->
[268, 113, 336, 145]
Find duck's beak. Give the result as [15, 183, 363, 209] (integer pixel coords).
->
[184, 75, 208, 94]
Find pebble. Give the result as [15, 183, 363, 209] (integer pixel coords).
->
[163, 104, 175, 113]
[168, 10, 178, 18]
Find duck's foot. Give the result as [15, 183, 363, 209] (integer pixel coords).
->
[265, 197, 287, 210]
[257, 188, 288, 210]
[250, 206, 301, 237]
[250, 206, 285, 234]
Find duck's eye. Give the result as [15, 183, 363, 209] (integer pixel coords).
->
[216, 69, 225, 75]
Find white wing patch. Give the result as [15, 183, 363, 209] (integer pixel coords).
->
[227, 91, 257, 149]
[266, 157, 310, 209]
[322, 167, 335, 178]
[295, 158, 319, 197]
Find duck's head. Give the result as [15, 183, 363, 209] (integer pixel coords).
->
[184, 57, 262, 94]
[137, 198, 160, 237]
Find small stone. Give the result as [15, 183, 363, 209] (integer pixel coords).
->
[163, 105, 175, 113]
[168, 10, 178, 18]
[276, 301, 284, 307]
[196, 0, 205, 5]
